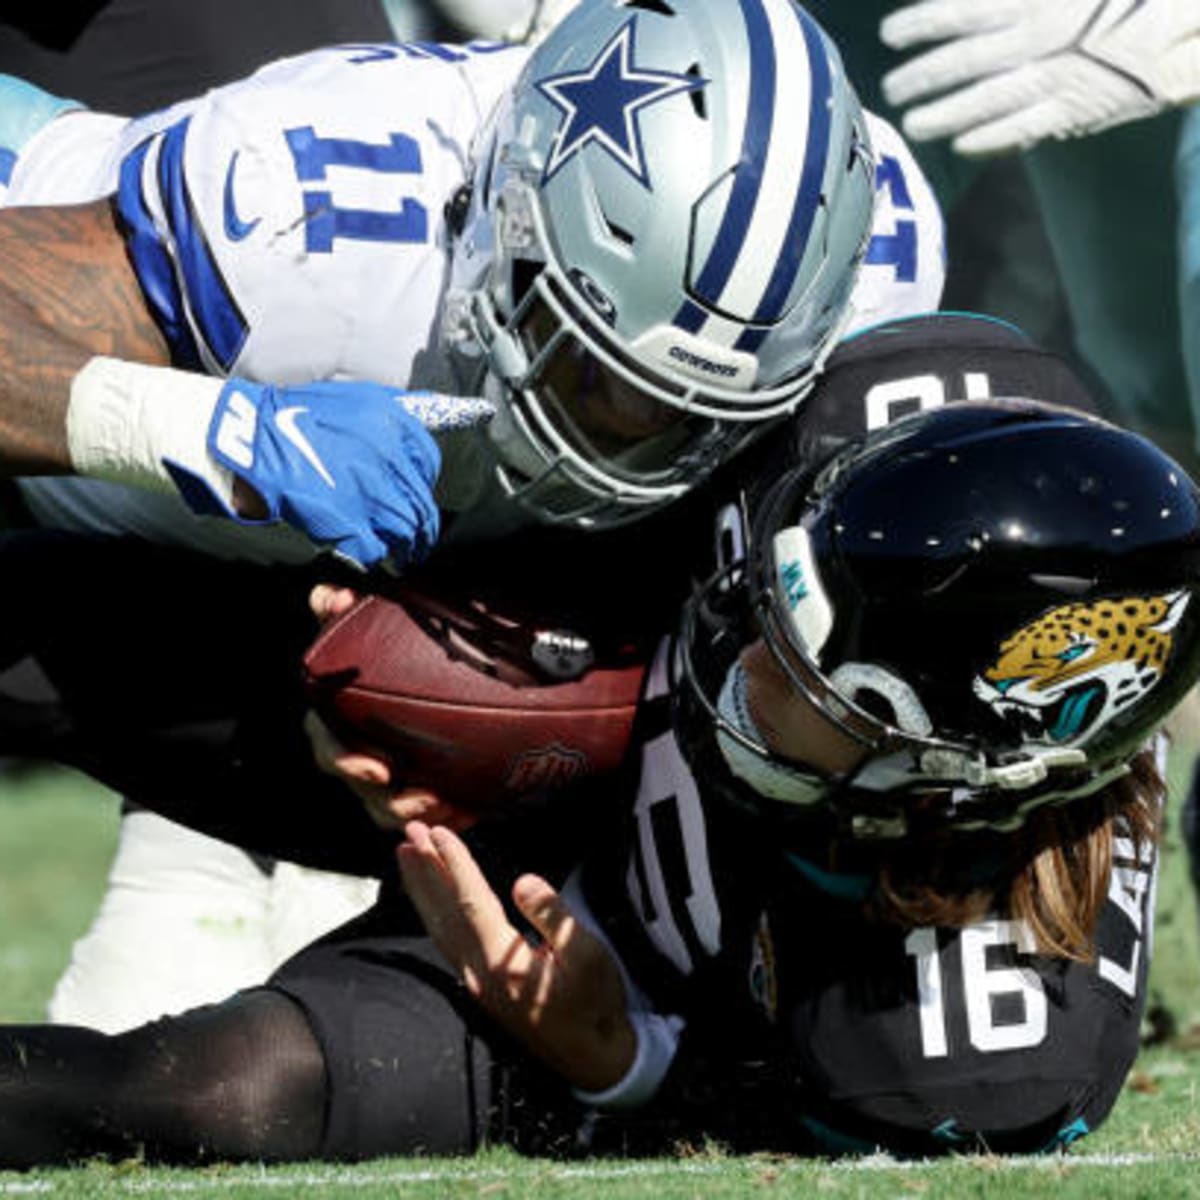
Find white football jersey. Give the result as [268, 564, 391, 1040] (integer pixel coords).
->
[8, 41, 945, 558]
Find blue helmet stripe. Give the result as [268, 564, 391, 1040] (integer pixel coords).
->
[747, 8, 833, 325]
[677, 0, 775, 322]
[737, 325, 768, 352]
[674, 297, 708, 334]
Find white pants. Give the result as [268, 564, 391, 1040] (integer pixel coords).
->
[48, 809, 379, 1033]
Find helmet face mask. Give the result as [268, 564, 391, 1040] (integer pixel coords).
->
[448, 0, 876, 528]
[679, 400, 1200, 839]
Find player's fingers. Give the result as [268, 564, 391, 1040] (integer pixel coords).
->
[304, 711, 392, 783]
[401, 825, 532, 1002]
[426, 825, 516, 955]
[397, 821, 475, 947]
[513, 873, 576, 955]
[402, 817, 437, 855]
[309, 583, 360, 623]
[880, 0, 1019, 50]
[902, 66, 1043, 145]
[882, 28, 1028, 108]
[951, 97, 1062, 155]
[388, 788, 478, 832]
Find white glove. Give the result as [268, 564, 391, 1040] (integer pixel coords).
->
[880, 0, 1200, 155]
[426, 0, 578, 43]
[430, 0, 537, 40]
[503, 0, 580, 45]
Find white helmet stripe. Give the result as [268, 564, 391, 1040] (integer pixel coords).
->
[678, 0, 833, 345]
[743, 7, 835, 333]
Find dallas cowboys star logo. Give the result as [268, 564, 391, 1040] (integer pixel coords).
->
[535, 18, 706, 188]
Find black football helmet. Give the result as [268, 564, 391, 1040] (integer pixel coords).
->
[679, 398, 1200, 838]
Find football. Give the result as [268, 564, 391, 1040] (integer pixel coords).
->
[302, 585, 647, 811]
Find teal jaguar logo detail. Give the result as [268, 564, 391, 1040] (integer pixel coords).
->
[972, 592, 1189, 745]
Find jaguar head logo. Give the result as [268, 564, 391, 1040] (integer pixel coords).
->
[972, 591, 1189, 746]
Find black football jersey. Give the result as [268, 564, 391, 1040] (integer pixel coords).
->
[579, 657, 1155, 1156]
[577, 313, 1147, 1156]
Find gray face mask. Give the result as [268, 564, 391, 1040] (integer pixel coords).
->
[715, 660, 829, 807]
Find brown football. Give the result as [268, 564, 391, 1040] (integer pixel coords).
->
[302, 586, 647, 811]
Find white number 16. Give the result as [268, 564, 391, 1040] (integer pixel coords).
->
[905, 922, 1048, 1057]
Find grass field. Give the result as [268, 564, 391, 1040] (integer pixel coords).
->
[3, 761, 1200, 1197]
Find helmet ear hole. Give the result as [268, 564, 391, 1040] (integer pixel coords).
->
[827, 663, 934, 737]
[851, 687, 899, 727]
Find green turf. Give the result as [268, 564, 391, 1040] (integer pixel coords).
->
[2, 756, 1200, 1197]
[0, 766, 120, 1018]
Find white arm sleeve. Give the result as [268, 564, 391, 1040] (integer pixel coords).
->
[67, 356, 236, 508]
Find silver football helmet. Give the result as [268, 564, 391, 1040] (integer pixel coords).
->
[447, 0, 875, 527]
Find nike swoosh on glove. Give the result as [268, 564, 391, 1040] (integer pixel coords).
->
[880, 0, 1200, 155]
[170, 378, 494, 571]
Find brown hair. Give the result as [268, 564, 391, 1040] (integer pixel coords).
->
[866, 748, 1163, 960]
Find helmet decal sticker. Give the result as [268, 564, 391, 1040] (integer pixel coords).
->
[972, 591, 1191, 747]
[773, 525, 833, 656]
[535, 18, 706, 188]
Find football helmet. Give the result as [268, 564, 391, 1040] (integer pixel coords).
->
[447, 0, 875, 527]
[679, 400, 1200, 838]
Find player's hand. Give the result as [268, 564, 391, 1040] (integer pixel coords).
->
[305, 584, 479, 832]
[880, 0, 1200, 155]
[197, 380, 493, 571]
[398, 821, 636, 1093]
[305, 710, 475, 831]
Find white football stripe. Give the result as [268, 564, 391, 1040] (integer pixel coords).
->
[712, 0, 817, 327]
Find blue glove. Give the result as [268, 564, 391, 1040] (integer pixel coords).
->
[170, 378, 493, 571]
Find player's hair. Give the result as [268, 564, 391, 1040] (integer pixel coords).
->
[866, 748, 1162, 961]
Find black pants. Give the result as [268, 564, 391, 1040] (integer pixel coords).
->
[0, 529, 398, 876]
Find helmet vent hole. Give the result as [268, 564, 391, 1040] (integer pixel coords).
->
[602, 212, 635, 246]
[624, 0, 678, 15]
[686, 63, 707, 118]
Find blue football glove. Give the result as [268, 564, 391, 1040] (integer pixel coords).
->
[170, 378, 493, 571]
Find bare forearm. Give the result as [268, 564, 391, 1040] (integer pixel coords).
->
[0, 200, 168, 475]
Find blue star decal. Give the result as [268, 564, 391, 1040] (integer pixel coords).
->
[535, 18, 705, 188]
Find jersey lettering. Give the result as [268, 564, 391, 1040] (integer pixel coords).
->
[1098, 834, 1157, 998]
[864, 371, 994, 430]
[629, 730, 721, 975]
[339, 41, 511, 64]
[865, 154, 917, 283]
[285, 127, 429, 253]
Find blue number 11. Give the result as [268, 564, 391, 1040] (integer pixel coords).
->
[285, 126, 428, 253]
